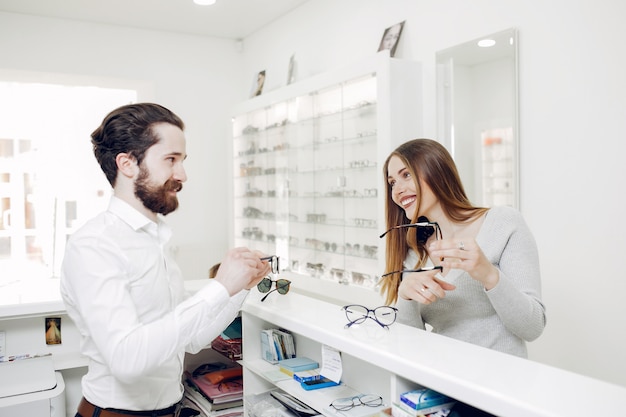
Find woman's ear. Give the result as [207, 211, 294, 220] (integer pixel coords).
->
[116, 153, 138, 179]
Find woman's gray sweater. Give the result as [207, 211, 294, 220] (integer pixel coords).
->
[396, 206, 546, 357]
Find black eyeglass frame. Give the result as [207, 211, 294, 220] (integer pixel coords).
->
[381, 265, 443, 279]
[341, 304, 398, 330]
[379, 221, 442, 240]
[329, 394, 384, 411]
[260, 255, 280, 274]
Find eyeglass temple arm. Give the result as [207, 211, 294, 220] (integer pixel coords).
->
[381, 266, 443, 278]
[379, 222, 435, 238]
[260, 288, 277, 302]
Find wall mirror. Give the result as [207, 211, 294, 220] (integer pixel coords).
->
[437, 28, 519, 208]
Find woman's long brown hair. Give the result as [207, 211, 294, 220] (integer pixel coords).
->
[380, 139, 488, 305]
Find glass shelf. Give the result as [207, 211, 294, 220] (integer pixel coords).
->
[231, 54, 421, 294]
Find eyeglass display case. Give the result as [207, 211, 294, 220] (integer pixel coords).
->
[230, 53, 422, 297]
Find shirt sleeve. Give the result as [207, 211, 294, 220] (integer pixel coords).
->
[185, 288, 248, 354]
[61, 231, 246, 384]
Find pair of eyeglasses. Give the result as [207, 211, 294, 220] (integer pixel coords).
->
[379, 217, 442, 245]
[380, 265, 443, 279]
[329, 394, 383, 411]
[342, 304, 398, 330]
[257, 276, 291, 301]
[260, 255, 280, 274]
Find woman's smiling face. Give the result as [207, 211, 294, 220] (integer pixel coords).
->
[387, 155, 436, 220]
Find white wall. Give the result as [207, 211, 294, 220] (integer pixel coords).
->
[0, 11, 246, 282]
[239, 0, 626, 387]
[0, 12, 245, 415]
[1, 0, 625, 393]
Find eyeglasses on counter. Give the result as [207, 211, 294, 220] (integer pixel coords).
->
[342, 304, 398, 330]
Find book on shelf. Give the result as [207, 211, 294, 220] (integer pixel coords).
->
[278, 357, 319, 376]
[292, 368, 321, 383]
[261, 328, 296, 364]
[391, 401, 454, 417]
[184, 370, 243, 405]
[183, 379, 243, 413]
[398, 388, 456, 416]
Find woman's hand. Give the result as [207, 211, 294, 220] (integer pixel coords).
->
[429, 239, 500, 290]
[398, 269, 456, 304]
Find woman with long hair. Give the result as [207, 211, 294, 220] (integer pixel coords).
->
[380, 139, 546, 357]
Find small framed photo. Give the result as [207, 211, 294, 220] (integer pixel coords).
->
[287, 54, 296, 85]
[45, 317, 62, 345]
[378, 21, 405, 57]
[251, 70, 266, 97]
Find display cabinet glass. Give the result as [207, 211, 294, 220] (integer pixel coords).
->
[231, 53, 421, 296]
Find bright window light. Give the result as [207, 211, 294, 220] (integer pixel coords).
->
[0, 80, 137, 306]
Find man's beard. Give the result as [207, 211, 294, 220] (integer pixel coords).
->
[134, 166, 183, 216]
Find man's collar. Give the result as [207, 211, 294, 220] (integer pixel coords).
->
[108, 196, 156, 231]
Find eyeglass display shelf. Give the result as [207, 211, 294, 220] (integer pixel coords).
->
[230, 52, 422, 293]
[239, 290, 626, 417]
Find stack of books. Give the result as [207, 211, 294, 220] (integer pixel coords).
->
[260, 328, 295, 363]
[183, 362, 245, 417]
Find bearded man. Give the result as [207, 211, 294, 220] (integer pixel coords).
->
[61, 103, 270, 417]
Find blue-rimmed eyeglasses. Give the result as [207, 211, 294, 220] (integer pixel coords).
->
[380, 265, 442, 279]
[329, 394, 384, 411]
[342, 304, 398, 329]
[379, 219, 442, 244]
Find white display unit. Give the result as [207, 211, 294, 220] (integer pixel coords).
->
[230, 52, 421, 302]
[240, 290, 626, 417]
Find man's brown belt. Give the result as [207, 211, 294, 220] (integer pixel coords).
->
[77, 397, 178, 417]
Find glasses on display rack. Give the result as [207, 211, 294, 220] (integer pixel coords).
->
[342, 304, 398, 330]
[380, 265, 443, 279]
[379, 217, 442, 245]
[329, 394, 384, 411]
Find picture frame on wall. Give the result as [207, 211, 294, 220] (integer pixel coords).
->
[287, 54, 296, 85]
[377, 21, 405, 57]
[251, 70, 266, 97]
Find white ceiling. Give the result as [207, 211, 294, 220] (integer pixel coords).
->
[0, 0, 310, 39]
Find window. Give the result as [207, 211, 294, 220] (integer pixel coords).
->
[0, 75, 140, 307]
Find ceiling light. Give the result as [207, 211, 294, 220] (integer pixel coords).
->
[477, 39, 496, 48]
[194, 0, 216, 5]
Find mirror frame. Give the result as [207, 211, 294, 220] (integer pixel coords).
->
[436, 28, 519, 209]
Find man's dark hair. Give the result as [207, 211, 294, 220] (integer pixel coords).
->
[91, 103, 185, 186]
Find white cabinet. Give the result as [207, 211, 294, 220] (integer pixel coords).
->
[231, 52, 421, 298]
[240, 291, 626, 417]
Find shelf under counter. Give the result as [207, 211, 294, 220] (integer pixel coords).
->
[241, 357, 364, 416]
[241, 290, 626, 417]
